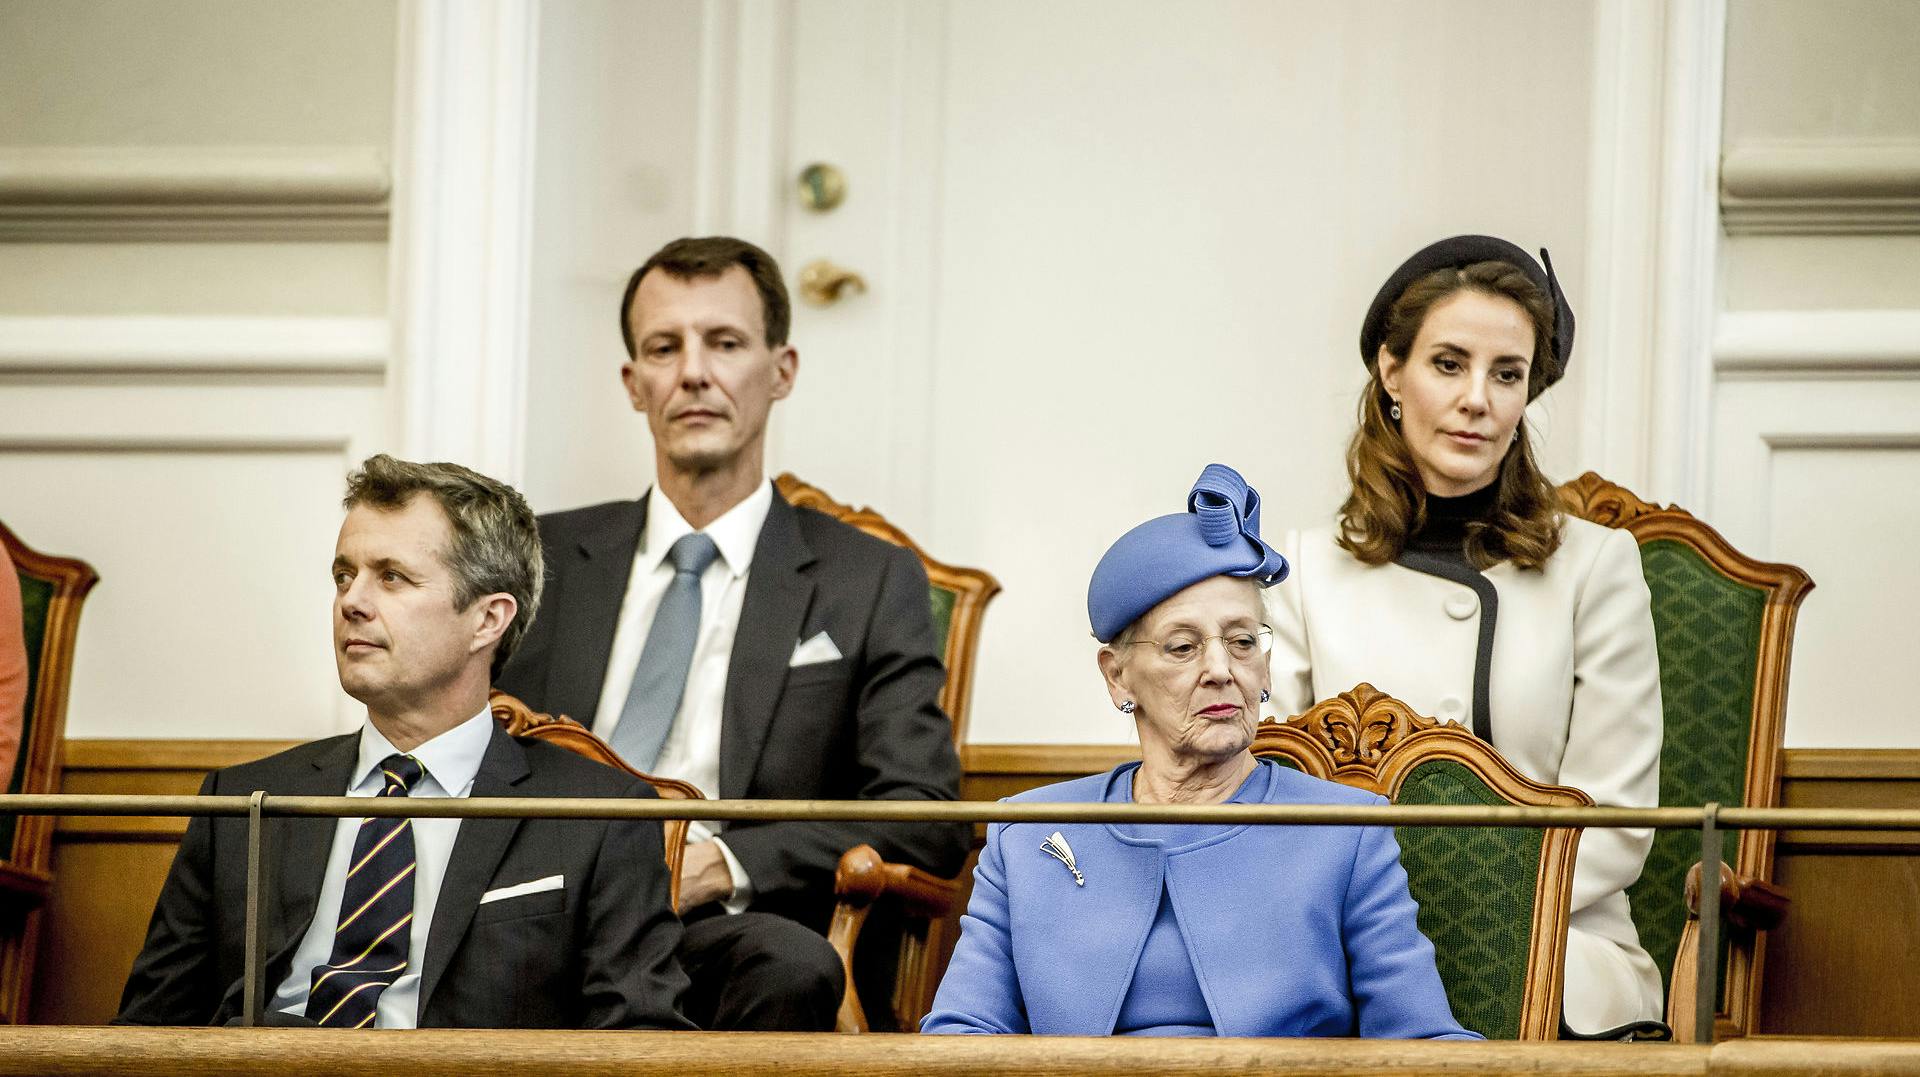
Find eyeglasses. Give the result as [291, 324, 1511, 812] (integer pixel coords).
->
[1119, 626, 1274, 665]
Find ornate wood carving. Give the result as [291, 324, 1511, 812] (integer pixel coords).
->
[1283, 683, 1448, 768]
[1254, 684, 1588, 1039]
[1556, 470, 1689, 525]
[1555, 471, 1814, 1039]
[773, 473, 1001, 745]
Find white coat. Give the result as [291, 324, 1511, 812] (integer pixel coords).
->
[1265, 515, 1665, 1034]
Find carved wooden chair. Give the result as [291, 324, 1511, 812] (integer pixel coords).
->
[487, 690, 701, 911]
[1254, 684, 1588, 1040]
[1558, 473, 1813, 1041]
[0, 521, 99, 1024]
[773, 473, 1001, 1033]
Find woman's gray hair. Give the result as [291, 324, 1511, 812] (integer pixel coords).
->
[342, 454, 543, 678]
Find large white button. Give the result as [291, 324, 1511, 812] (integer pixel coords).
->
[1439, 696, 1465, 717]
[1444, 590, 1478, 620]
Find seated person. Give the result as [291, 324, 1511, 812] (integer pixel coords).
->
[117, 454, 691, 1029]
[1266, 234, 1662, 1034]
[496, 236, 968, 1031]
[923, 465, 1477, 1038]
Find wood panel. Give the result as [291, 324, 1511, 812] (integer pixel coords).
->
[26, 740, 1920, 1036]
[29, 740, 295, 1026]
[1758, 750, 1920, 1036]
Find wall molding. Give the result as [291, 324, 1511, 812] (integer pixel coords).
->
[1578, 0, 1726, 507]
[1722, 139, 1920, 235]
[1716, 310, 1920, 378]
[691, 0, 791, 243]
[389, 0, 541, 484]
[0, 146, 389, 241]
[0, 316, 387, 376]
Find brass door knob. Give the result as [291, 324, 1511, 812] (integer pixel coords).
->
[798, 260, 868, 306]
[797, 162, 848, 211]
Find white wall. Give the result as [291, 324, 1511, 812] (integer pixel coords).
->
[1713, 0, 1920, 748]
[5, 1, 1916, 748]
[0, 0, 399, 740]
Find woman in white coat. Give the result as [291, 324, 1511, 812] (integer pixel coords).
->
[1266, 235, 1665, 1037]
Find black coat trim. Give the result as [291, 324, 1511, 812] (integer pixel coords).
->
[1393, 550, 1498, 743]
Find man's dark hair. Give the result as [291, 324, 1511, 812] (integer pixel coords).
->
[342, 454, 543, 679]
[618, 236, 791, 357]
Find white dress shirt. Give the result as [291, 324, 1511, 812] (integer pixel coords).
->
[270, 707, 493, 1028]
[591, 482, 770, 910]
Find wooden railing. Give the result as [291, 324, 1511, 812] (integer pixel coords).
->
[3, 1027, 1920, 1077]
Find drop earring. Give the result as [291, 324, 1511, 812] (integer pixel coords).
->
[1389, 400, 1402, 421]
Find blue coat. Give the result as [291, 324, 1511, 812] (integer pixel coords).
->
[922, 761, 1479, 1038]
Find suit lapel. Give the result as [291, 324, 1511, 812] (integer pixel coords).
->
[545, 497, 647, 723]
[720, 491, 816, 799]
[416, 723, 531, 1016]
[271, 736, 361, 969]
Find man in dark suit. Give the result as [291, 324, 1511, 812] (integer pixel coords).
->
[495, 236, 968, 1032]
[118, 455, 691, 1029]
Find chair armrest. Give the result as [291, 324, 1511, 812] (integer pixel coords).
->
[828, 845, 964, 1033]
[834, 844, 960, 919]
[1682, 861, 1791, 932]
[0, 861, 52, 911]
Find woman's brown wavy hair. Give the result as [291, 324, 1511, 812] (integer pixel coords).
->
[1336, 260, 1565, 571]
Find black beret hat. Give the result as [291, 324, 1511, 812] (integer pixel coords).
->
[1358, 234, 1575, 391]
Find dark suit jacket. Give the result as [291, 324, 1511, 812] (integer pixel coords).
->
[496, 487, 969, 928]
[116, 722, 692, 1029]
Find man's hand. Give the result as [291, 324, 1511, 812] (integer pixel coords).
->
[677, 839, 735, 910]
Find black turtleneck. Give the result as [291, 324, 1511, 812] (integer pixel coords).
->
[1405, 482, 1499, 558]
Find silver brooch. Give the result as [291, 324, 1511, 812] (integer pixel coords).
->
[1040, 830, 1085, 886]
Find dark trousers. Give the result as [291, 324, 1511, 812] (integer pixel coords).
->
[676, 910, 844, 1031]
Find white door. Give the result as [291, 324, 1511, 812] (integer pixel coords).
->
[766, 1, 1603, 743]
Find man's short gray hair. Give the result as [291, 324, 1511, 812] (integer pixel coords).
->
[342, 454, 543, 679]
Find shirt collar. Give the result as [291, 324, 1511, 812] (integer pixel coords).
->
[641, 480, 772, 581]
[352, 707, 494, 796]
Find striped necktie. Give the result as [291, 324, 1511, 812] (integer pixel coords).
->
[306, 753, 424, 1028]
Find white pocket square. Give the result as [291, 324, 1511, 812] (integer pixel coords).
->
[789, 631, 843, 667]
[479, 874, 563, 905]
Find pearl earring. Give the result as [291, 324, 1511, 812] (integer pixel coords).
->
[1119, 700, 1136, 714]
[1389, 401, 1402, 421]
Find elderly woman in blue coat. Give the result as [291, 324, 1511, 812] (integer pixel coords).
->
[923, 465, 1478, 1038]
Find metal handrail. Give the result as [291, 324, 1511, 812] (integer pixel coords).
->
[4, 793, 1920, 829]
[10, 793, 1917, 1041]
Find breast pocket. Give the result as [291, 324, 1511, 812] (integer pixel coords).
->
[470, 886, 567, 924]
[783, 657, 848, 690]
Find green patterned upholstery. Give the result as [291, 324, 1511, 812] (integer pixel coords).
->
[927, 584, 956, 654]
[3, 569, 53, 849]
[1394, 758, 1545, 1041]
[1629, 538, 1766, 1002]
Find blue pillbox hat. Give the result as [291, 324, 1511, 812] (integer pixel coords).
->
[1086, 464, 1290, 643]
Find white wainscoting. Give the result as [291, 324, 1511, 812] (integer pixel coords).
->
[1709, 312, 1920, 747]
[0, 316, 388, 740]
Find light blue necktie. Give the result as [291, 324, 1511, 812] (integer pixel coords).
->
[609, 532, 720, 771]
